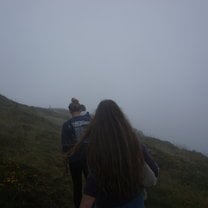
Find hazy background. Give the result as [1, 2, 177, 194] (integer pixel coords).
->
[0, 0, 207, 154]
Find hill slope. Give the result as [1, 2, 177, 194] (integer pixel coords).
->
[0, 94, 208, 208]
[140, 136, 208, 208]
[0, 95, 72, 208]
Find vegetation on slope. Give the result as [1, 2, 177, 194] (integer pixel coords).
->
[0, 94, 208, 208]
[0, 95, 72, 208]
[141, 136, 208, 208]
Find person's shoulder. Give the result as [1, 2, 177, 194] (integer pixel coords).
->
[80, 111, 91, 117]
[83, 112, 91, 119]
[72, 113, 91, 121]
[80, 111, 86, 116]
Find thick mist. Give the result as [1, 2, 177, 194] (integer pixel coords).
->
[0, 0, 208, 154]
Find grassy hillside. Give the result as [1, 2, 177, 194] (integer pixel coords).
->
[141, 136, 208, 208]
[0, 95, 73, 208]
[0, 94, 208, 208]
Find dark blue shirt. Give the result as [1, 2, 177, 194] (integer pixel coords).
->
[61, 112, 91, 162]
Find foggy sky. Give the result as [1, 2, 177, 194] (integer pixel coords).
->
[0, 0, 208, 154]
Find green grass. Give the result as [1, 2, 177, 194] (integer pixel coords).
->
[0, 95, 73, 208]
[0, 94, 208, 208]
[141, 137, 208, 208]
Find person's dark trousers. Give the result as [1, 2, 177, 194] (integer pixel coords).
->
[69, 160, 88, 208]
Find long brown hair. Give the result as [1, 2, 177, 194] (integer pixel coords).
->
[74, 100, 144, 200]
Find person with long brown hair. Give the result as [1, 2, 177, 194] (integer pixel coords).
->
[76, 99, 157, 208]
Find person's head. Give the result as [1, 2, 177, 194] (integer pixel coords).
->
[68, 98, 81, 115]
[85, 99, 144, 200]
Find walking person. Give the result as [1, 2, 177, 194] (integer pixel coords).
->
[74, 99, 158, 208]
[61, 98, 91, 208]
